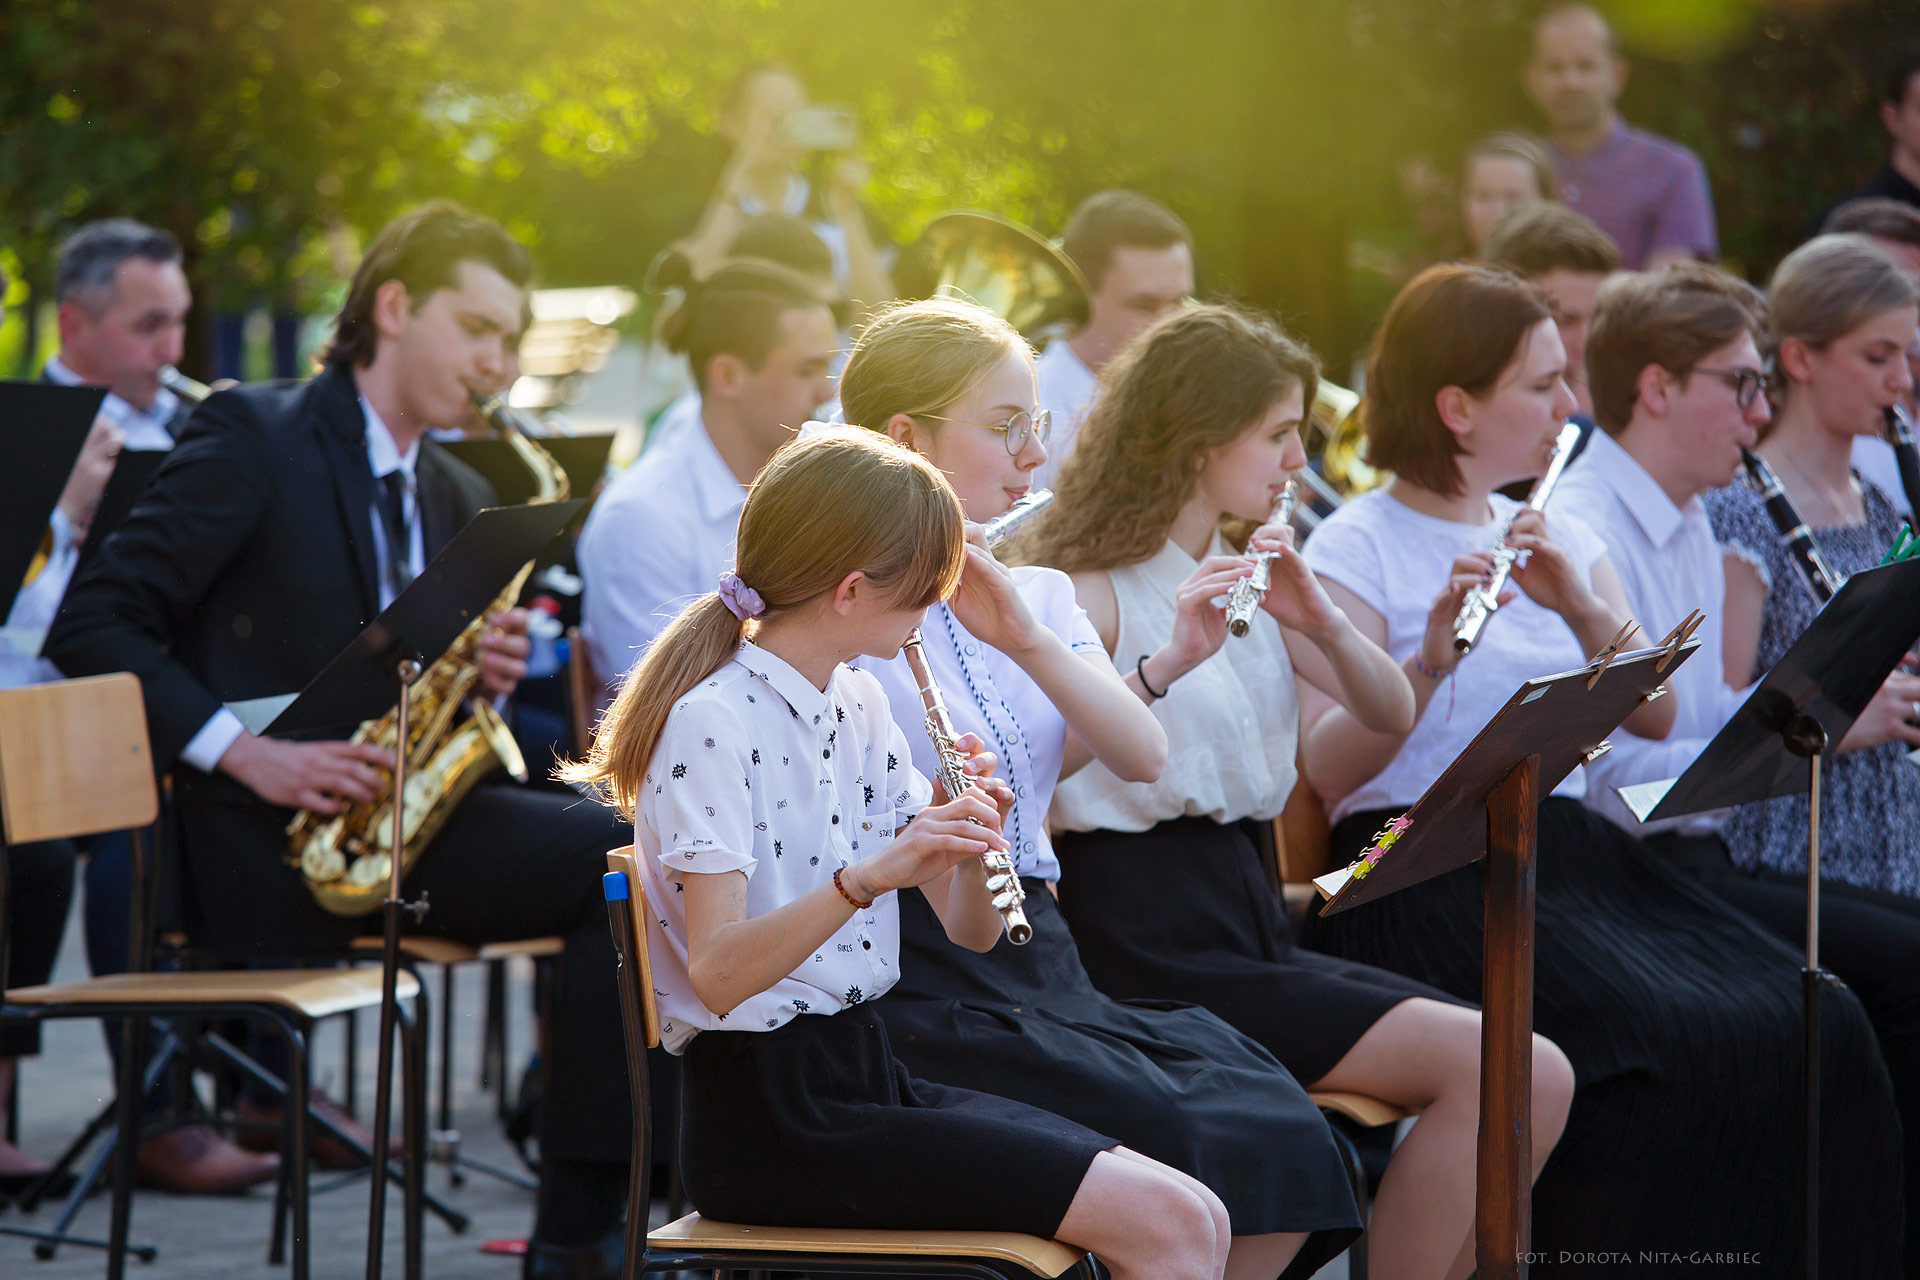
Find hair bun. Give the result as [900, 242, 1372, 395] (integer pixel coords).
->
[647, 248, 697, 295]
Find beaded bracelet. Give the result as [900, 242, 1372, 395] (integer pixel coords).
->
[1412, 654, 1449, 681]
[833, 866, 874, 910]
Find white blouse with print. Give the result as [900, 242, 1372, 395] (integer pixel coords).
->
[635, 641, 933, 1054]
[866, 568, 1110, 882]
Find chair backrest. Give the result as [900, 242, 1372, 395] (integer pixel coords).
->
[604, 848, 661, 1049]
[0, 673, 158, 844]
[1276, 773, 1333, 886]
[565, 625, 601, 758]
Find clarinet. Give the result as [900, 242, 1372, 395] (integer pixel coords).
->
[896, 488, 1055, 946]
[1883, 405, 1920, 522]
[1739, 448, 1845, 604]
[1225, 480, 1297, 638]
[1453, 421, 1583, 654]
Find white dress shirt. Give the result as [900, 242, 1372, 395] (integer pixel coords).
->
[1050, 534, 1301, 834]
[1031, 338, 1099, 494]
[177, 398, 422, 773]
[1303, 490, 1609, 825]
[637, 640, 932, 1053]
[1556, 432, 1745, 836]
[865, 573, 1108, 881]
[8, 359, 186, 647]
[577, 420, 746, 685]
[1852, 435, 1911, 519]
[643, 390, 705, 453]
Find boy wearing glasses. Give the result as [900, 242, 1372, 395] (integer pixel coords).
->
[1556, 266, 1920, 1233]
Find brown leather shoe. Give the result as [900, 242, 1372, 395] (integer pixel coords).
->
[233, 1094, 404, 1170]
[135, 1125, 280, 1195]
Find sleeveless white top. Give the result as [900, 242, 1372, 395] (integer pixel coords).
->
[1302, 488, 1609, 825]
[1049, 534, 1300, 833]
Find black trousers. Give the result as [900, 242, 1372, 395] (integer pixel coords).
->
[1647, 830, 1920, 1273]
[2, 840, 77, 1059]
[178, 779, 634, 1169]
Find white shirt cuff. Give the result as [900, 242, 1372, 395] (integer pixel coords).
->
[180, 708, 247, 773]
[48, 507, 78, 556]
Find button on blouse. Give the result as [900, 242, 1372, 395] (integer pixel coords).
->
[636, 641, 932, 1053]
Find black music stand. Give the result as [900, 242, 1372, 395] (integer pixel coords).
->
[1316, 634, 1698, 1280]
[233, 499, 584, 1280]
[1614, 555, 1920, 1280]
[0, 382, 106, 619]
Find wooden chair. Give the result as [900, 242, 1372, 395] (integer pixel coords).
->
[601, 850, 1096, 1279]
[565, 624, 602, 757]
[348, 931, 563, 1189]
[0, 674, 427, 1280]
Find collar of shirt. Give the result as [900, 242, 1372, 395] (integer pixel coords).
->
[1580, 430, 1694, 549]
[45, 356, 180, 445]
[685, 422, 750, 525]
[361, 396, 421, 489]
[734, 639, 833, 729]
[1551, 117, 1629, 173]
[736, 173, 811, 219]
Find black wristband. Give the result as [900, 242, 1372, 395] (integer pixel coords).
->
[1136, 653, 1170, 701]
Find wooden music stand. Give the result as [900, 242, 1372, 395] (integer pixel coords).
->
[1614, 554, 1920, 1280]
[1315, 632, 1698, 1280]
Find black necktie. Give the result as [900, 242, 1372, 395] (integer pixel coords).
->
[376, 471, 415, 598]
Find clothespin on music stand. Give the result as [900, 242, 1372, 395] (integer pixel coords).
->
[1584, 619, 1637, 690]
[1652, 610, 1705, 674]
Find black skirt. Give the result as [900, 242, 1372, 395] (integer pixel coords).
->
[880, 880, 1361, 1263]
[1303, 798, 1906, 1277]
[1053, 816, 1468, 1085]
[680, 1002, 1113, 1239]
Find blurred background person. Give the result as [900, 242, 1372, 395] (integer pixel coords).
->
[672, 64, 894, 320]
[1460, 132, 1557, 258]
[1525, 3, 1717, 269]
[1033, 189, 1193, 491]
[1482, 201, 1622, 427]
[1840, 47, 1920, 212]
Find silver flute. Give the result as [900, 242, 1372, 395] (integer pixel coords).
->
[1225, 480, 1297, 638]
[895, 488, 1055, 946]
[1453, 421, 1583, 655]
[157, 365, 213, 404]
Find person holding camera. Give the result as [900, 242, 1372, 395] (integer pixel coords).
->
[674, 65, 895, 320]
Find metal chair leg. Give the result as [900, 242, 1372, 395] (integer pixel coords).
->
[105, 1008, 144, 1280]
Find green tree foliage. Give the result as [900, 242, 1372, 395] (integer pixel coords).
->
[0, 0, 1907, 373]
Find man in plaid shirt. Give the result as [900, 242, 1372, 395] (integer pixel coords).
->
[1525, 3, 1718, 270]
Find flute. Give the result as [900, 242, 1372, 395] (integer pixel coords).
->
[1453, 421, 1583, 655]
[896, 487, 1055, 946]
[1225, 480, 1297, 638]
[1740, 448, 1844, 604]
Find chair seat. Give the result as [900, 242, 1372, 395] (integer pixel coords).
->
[1310, 1089, 1414, 1129]
[349, 935, 565, 966]
[7, 968, 417, 1021]
[648, 1212, 1085, 1277]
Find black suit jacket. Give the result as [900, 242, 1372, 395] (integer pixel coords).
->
[47, 365, 495, 953]
[48, 365, 494, 773]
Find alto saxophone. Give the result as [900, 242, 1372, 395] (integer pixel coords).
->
[288, 392, 570, 916]
[1225, 480, 1296, 638]
[897, 488, 1054, 945]
[1453, 421, 1582, 655]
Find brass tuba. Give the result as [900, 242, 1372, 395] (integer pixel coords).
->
[911, 211, 1089, 339]
[288, 394, 570, 916]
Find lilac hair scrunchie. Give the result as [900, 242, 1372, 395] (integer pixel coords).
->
[717, 569, 766, 621]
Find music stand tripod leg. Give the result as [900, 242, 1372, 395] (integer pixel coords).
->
[1478, 755, 1538, 1280]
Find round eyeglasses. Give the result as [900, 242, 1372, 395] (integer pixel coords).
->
[913, 408, 1053, 457]
[1691, 365, 1770, 412]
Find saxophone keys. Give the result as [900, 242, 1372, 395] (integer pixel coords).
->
[348, 852, 391, 887]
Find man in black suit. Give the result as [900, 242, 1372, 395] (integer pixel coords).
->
[49, 202, 633, 1278]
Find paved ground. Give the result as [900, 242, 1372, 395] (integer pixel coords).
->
[6, 895, 570, 1279]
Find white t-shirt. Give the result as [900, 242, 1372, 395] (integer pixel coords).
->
[637, 641, 933, 1053]
[1555, 433, 1745, 836]
[865, 571, 1108, 882]
[577, 421, 746, 686]
[1049, 534, 1301, 834]
[1303, 489, 1610, 825]
[1032, 338, 1099, 494]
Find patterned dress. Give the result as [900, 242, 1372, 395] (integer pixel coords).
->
[1704, 477, 1920, 898]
